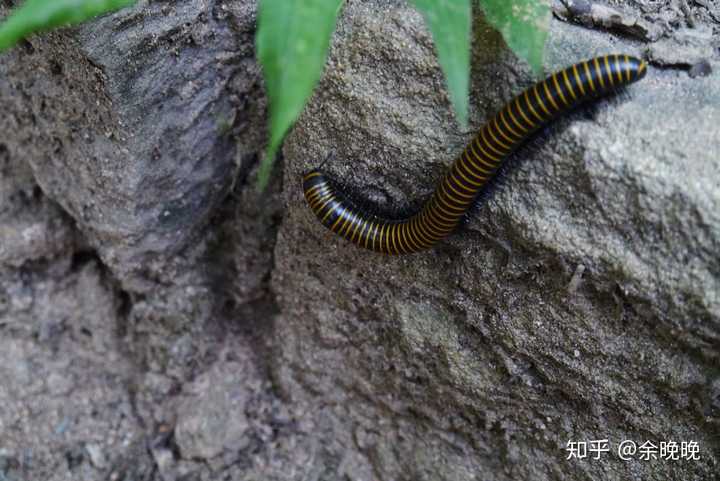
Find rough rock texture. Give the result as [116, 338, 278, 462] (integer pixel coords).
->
[2, 0, 267, 287]
[1, 0, 718, 480]
[1, 1, 285, 480]
[276, 1, 719, 480]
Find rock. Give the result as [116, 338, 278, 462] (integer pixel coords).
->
[85, 444, 107, 469]
[0, 1, 282, 480]
[646, 26, 715, 67]
[0, 72, 77, 267]
[552, 0, 663, 41]
[274, 1, 719, 479]
[1, 0, 266, 287]
[0, 261, 139, 480]
[174, 361, 253, 460]
[1, 0, 718, 480]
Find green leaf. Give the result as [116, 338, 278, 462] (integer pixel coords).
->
[476, 0, 551, 75]
[256, 0, 344, 191]
[0, 0, 136, 52]
[409, 0, 471, 128]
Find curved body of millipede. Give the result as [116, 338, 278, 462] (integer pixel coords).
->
[303, 54, 647, 255]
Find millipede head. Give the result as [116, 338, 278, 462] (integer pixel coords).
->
[623, 55, 648, 83]
[302, 168, 327, 192]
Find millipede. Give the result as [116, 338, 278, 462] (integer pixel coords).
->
[303, 54, 647, 255]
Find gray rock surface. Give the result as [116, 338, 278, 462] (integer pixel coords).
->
[3, 0, 267, 287]
[0, 0, 718, 480]
[276, 1, 719, 480]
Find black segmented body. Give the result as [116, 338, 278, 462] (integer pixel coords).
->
[303, 54, 647, 254]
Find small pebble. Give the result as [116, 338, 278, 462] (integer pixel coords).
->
[85, 443, 107, 469]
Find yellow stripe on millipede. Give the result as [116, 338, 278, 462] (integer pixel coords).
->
[409, 217, 431, 248]
[593, 57, 605, 89]
[402, 224, 418, 253]
[410, 219, 429, 249]
[318, 197, 336, 221]
[533, 84, 552, 117]
[466, 146, 495, 173]
[392, 224, 403, 255]
[479, 128, 507, 158]
[524, 90, 544, 122]
[624, 55, 631, 82]
[321, 201, 337, 223]
[486, 123, 512, 151]
[341, 210, 358, 237]
[351, 217, 366, 244]
[361, 219, 373, 247]
[303, 171, 322, 181]
[305, 185, 324, 202]
[330, 208, 346, 233]
[506, 103, 529, 133]
[473, 136, 501, 163]
[423, 213, 447, 239]
[309, 192, 332, 211]
[572, 65, 586, 96]
[423, 218, 449, 238]
[396, 224, 408, 253]
[390, 224, 398, 254]
[386, 224, 396, 254]
[542, 80, 560, 112]
[364, 221, 374, 250]
[400, 223, 413, 251]
[614, 55, 623, 84]
[376, 222, 385, 252]
[444, 177, 475, 200]
[435, 194, 464, 218]
[306, 190, 325, 205]
[386, 224, 395, 254]
[562, 69, 578, 101]
[551, 73, 569, 106]
[582, 61, 596, 92]
[455, 161, 486, 187]
[339, 210, 356, 237]
[403, 225, 416, 253]
[354, 214, 368, 243]
[304, 183, 325, 200]
[391, 224, 400, 255]
[426, 203, 455, 230]
[336, 209, 350, 236]
[395, 228, 405, 254]
[419, 217, 437, 245]
[307, 188, 329, 205]
[498, 110, 523, 139]
[312, 195, 330, 216]
[375, 223, 383, 252]
[438, 183, 467, 212]
[514, 97, 535, 129]
[347, 212, 362, 239]
[417, 215, 437, 245]
[603, 56, 615, 86]
[375, 222, 384, 253]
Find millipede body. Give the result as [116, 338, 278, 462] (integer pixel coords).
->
[303, 54, 647, 255]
